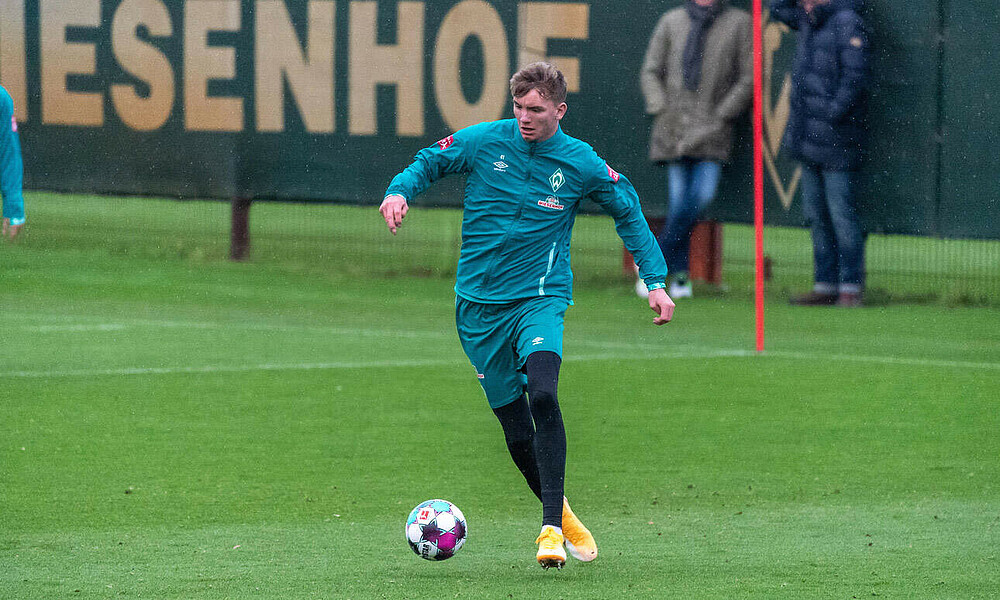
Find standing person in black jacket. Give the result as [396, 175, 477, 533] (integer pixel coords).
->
[770, 0, 870, 307]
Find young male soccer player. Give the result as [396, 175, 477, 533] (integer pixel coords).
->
[0, 85, 25, 239]
[379, 62, 675, 569]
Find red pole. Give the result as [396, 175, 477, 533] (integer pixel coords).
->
[752, 0, 766, 352]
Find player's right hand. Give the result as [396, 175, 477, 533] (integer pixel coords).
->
[379, 195, 409, 235]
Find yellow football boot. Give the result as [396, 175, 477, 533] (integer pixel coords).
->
[535, 525, 566, 569]
[562, 497, 598, 562]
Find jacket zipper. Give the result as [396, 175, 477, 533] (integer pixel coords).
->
[481, 144, 535, 291]
[538, 241, 557, 296]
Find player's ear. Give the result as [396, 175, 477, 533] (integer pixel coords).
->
[556, 102, 567, 121]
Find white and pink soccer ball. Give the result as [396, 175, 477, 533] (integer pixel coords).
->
[405, 499, 467, 561]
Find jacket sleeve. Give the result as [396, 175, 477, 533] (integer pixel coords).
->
[639, 14, 672, 116]
[828, 13, 869, 121]
[0, 97, 25, 224]
[716, 12, 755, 122]
[769, 0, 801, 30]
[384, 123, 483, 202]
[586, 162, 668, 289]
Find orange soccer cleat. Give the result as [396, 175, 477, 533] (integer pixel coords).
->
[535, 525, 566, 569]
[562, 497, 598, 562]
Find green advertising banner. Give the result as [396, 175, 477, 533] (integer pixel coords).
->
[0, 1, 996, 238]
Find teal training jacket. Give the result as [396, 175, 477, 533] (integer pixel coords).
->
[386, 119, 667, 304]
[0, 86, 25, 226]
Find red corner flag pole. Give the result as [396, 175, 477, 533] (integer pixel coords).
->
[752, 0, 766, 353]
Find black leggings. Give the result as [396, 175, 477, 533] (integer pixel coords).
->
[492, 351, 566, 528]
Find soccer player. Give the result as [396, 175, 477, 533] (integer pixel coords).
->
[379, 62, 674, 569]
[0, 84, 25, 240]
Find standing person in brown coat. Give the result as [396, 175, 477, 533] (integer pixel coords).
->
[639, 0, 752, 299]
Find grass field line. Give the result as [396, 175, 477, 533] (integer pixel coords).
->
[12, 318, 678, 348]
[762, 350, 1000, 371]
[14, 318, 456, 340]
[13, 319, 692, 352]
[6, 347, 999, 380]
[9, 313, 1000, 374]
[2, 358, 462, 379]
[10, 316, 738, 352]
[2, 349, 750, 379]
[14, 318, 655, 348]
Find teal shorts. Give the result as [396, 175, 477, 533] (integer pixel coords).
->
[455, 295, 569, 409]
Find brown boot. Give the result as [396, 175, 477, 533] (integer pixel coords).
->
[836, 291, 863, 307]
[789, 291, 838, 306]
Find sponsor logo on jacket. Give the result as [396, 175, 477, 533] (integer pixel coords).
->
[537, 196, 565, 211]
[606, 163, 620, 182]
[549, 168, 565, 192]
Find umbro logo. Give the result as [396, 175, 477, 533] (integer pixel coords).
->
[494, 155, 509, 172]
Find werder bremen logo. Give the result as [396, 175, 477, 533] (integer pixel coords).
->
[549, 168, 565, 193]
[763, 12, 803, 211]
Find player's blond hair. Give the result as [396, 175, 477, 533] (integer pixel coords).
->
[509, 62, 567, 105]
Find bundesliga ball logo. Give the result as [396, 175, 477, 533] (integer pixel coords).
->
[405, 499, 467, 561]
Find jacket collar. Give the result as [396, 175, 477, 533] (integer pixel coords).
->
[509, 119, 567, 153]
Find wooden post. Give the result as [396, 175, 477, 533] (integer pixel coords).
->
[230, 196, 252, 261]
[688, 220, 723, 285]
[623, 217, 723, 286]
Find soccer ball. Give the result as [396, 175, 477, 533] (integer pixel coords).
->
[405, 499, 467, 561]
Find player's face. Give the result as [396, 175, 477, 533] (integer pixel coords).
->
[513, 89, 567, 143]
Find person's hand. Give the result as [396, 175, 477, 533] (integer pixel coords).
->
[2, 218, 23, 240]
[648, 287, 675, 325]
[379, 195, 409, 235]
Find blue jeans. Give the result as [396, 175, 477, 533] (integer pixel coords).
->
[656, 159, 722, 275]
[800, 165, 866, 292]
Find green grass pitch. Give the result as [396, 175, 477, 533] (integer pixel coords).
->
[2, 193, 998, 598]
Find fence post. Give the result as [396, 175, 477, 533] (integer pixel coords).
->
[230, 197, 252, 261]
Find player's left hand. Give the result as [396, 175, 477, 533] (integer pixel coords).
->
[648, 287, 675, 325]
[2, 218, 23, 240]
[379, 195, 409, 235]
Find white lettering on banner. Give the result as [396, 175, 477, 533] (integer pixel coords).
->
[434, 0, 509, 131]
[348, 1, 424, 136]
[16, 1, 591, 134]
[256, 1, 336, 133]
[40, 0, 103, 126]
[184, 0, 242, 132]
[0, 1, 28, 121]
[517, 3, 589, 93]
[111, 0, 175, 131]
